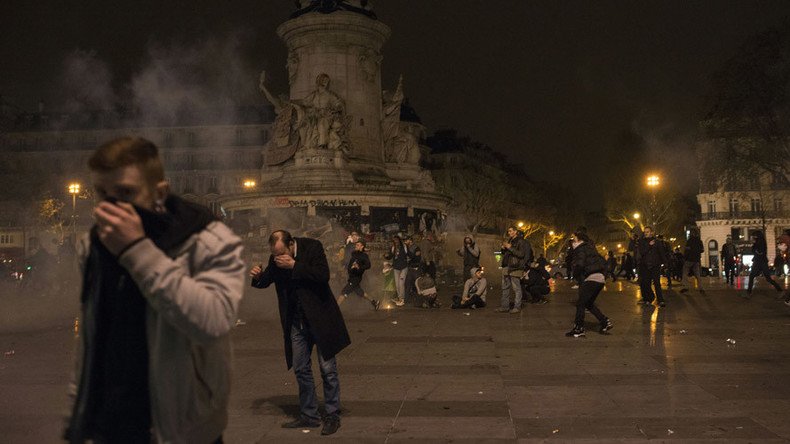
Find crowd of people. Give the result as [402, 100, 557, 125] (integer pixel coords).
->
[59, 136, 790, 441]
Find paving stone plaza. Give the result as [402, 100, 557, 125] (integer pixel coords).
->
[4, 276, 790, 443]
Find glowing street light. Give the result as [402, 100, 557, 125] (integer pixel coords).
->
[617, 243, 622, 249]
[517, 221, 525, 228]
[646, 175, 660, 188]
[242, 179, 257, 190]
[68, 182, 81, 211]
[632, 212, 640, 220]
[548, 230, 554, 236]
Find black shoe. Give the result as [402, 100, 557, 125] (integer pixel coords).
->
[658, 301, 666, 307]
[599, 318, 613, 334]
[636, 300, 647, 305]
[321, 415, 341, 435]
[282, 417, 321, 428]
[371, 299, 381, 311]
[565, 325, 585, 338]
[679, 288, 689, 294]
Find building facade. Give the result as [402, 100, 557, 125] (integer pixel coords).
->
[696, 173, 790, 271]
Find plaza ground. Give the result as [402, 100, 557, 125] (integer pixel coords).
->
[2, 275, 790, 443]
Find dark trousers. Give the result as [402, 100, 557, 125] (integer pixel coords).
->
[451, 294, 486, 309]
[724, 261, 737, 284]
[526, 285, 549, 302]
[405, 267, 420, 305]
[639, 266, 664, 302]
[747, 262, 783, 292]
[341, 276, 365, 297]
[574, 281, 607, 327]
[291, 321, 340, 421]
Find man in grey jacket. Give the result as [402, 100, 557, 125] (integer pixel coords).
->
[65, 137, 245, 444]
[497, 226, 527, 314]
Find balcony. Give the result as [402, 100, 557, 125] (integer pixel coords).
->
[699, 210, 789, 221]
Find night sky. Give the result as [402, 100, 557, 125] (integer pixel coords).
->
[2, 0, 790, 202]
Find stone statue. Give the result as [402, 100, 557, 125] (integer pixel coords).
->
[259, 71, 303, 164]
[259, 71, 349, 157]
[286, 51, 299, 85]
[382, 75, 404, 161]
[358, 48, 381, 83]
[300, 73, 349, 152]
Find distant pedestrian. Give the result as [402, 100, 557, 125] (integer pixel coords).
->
[777, 232, 790, 305]
[565, 228, 613, 338]
[496, 226, 528, 314]
[606, 250, 618, 281]
[620, 252, 635, 280]
[403, 236, 422, 306]
[721, 235, 738, 285]
[679, 229, 705, 295]
[385, 235, 408, 306]
[456, 235, 481, 280]
[636, 226, 669, 306]
[745, 230, 784, 296]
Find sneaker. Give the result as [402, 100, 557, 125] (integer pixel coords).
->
[495, 307, 510, 313]
[321, 415, 341, 435]
[509, 308, 521, 314]
[392, 298, 405, 307]
[282, 416, 321, 428]
[537, 299, 548, 305]
[571, 284, 579, 289]
[636, 300, 649, 305]
[599, 318, 613, 333]
[658, 301, 666, 307]
[784, 298, 790, 307]
[565, 325, 585, 338]
[371, 299, 381, 311]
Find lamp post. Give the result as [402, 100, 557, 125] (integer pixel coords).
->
[646, 174, 660, 228]
[68, 182, 81, 237]
[242, 179, 257, 190]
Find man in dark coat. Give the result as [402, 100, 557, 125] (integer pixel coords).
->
[679, 229, 705, 295]
[636, 226, 669, 306]
[250, 230, 350, 435]
[721, 235, 738, 285]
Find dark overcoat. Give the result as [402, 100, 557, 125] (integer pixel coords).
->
[252, 237, 351, 369]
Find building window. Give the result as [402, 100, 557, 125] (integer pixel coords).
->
[775, 198, 784, 212]
[164, 132, 173, 147]
[236, 129, 244, 145]
[208, 176, 218, 193]
[751, 198, 762, 213]
[729, 198, 739, 214]
[707, 201, 716, 214]
[188, 132, 196, 146]
[260, 129, 269, 144]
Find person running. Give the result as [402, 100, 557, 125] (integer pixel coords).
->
[745, 230, 784, 297]
[337, 240, 380, 310]
[565, 228, 613, 338]
[778, 232, 790, 305]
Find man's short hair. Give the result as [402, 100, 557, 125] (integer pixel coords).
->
[269, 230, 294, 246]
[88, 137, 165, 187]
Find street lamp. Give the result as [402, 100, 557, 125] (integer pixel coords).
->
[242, 179, 257, 190]
[549, 230, 554, 236]
[68, 182, 81, 236]
[632, 212, 640, 220]
[517, 221, 525, 228]
[646, 175, 660, 188]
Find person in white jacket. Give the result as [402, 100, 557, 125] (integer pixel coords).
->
[65, 137, 245, 444]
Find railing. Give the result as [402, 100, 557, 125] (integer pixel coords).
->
[700, 210, 789, 220]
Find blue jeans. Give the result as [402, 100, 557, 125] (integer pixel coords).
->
[291, 321, 340, 420]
